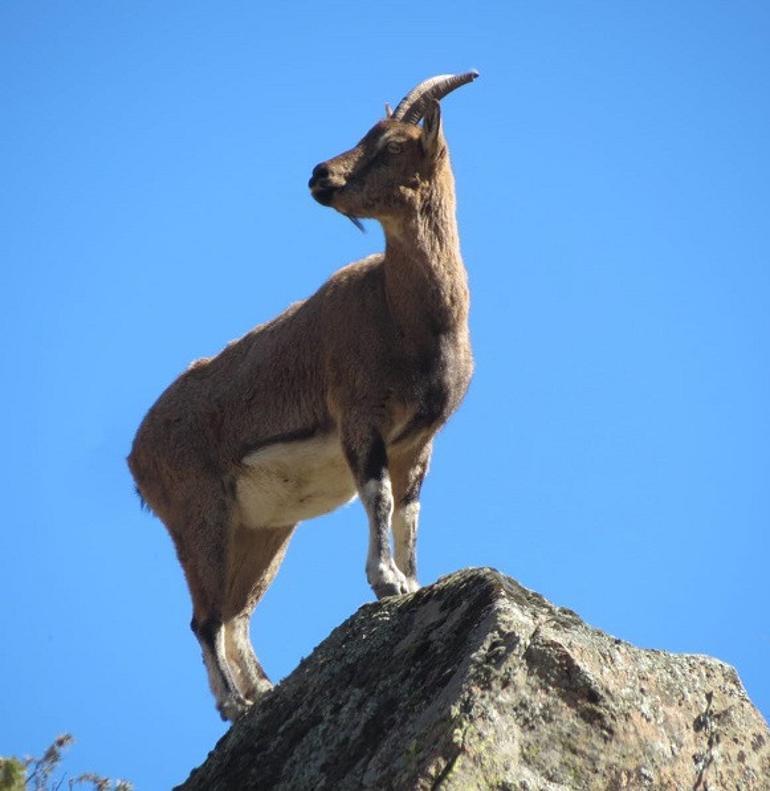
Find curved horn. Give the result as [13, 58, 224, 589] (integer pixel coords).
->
[392, 70, 479, 125]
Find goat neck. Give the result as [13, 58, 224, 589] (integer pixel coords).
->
[381, 157, 468, 339]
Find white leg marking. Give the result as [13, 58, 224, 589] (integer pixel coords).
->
[228, 617, 272, 702]
[361, 476, 410, 598]
[200, 637, 230, 707]
[393, 500, 421, 593]
[200, 622, 250, 722]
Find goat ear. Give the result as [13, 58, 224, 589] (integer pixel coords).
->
[421, 99, 443, 157]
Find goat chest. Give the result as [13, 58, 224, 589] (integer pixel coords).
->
[392, 330, 473, 444]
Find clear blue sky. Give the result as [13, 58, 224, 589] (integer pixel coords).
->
[2, 3, 768, 788]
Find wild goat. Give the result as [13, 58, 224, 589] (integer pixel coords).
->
[128, 71, 478, 720]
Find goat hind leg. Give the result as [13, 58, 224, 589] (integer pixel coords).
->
[171, 494, 255, 721]
[191, 614, 251, 721]
[221, 523, 296, 706]
[223, 614, 272, 703]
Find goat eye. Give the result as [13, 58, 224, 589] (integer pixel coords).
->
[386, 141, 403, 154]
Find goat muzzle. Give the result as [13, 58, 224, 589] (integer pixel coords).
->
[309, 163, 330, 187]
[309, 162, 344, 206]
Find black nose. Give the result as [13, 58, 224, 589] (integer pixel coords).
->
[309, 163, 330, 188]
[312, 163, 330, 180]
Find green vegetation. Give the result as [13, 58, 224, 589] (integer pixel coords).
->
[0, 735, 131, 791]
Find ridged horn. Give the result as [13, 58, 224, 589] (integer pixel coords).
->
[392, 70, 479, 125]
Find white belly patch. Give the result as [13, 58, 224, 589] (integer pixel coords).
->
[236, 433, 357, 528]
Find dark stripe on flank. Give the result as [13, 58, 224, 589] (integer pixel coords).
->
[238, 425, 321, 459]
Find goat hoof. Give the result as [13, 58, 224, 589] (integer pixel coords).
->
[373, 581, 403, 599]
[218, 693, 252, 723]
[369, 561, 415, 599]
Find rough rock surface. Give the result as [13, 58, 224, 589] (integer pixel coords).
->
[178, 568, 770, 790]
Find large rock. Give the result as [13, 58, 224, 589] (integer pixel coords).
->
[178, 568, 770, 789]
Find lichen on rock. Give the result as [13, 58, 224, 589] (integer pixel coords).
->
[178, 568, 770, 790]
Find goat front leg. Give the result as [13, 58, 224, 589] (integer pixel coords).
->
[342, 424, 410, 599]
[391, 441, 432, 594]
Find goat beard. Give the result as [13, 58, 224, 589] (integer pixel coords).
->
[345, 214, 365, 233]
